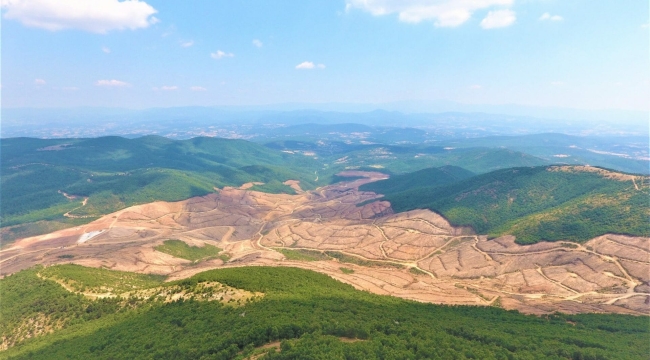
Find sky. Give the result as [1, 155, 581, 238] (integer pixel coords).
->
[1, 0, 649, 111]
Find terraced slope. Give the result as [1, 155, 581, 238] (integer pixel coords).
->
[3, 172, 647, 316]
[363, 166, 650, 243]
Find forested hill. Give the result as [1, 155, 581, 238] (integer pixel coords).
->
[0, 136, 322, 244]
[2, 265, 647, 359]
[366, 165, 650, 244]
[1, 136, 314, 173]
[359, 165, 474, 194]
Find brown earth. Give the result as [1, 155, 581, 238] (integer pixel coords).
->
[1, 171, 648, 315]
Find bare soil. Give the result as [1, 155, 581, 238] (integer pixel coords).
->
[2, 171, 648, 315]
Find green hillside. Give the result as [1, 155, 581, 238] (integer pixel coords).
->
[1, 136, 322, 244]
[416, 147, 549, 174]
[2, 265, 647, 359]
[372, 166, 650, 244]
[359, 165, 474, 194]
[0, 266, 132, 351]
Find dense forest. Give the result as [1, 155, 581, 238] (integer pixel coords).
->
[362, 166, 650, 243]
[360, 165, 474, 195]
[1, 265, 647, 359]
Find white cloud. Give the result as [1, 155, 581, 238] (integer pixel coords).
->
[211, 50, 234, 59]
[296, 62, 315, 69]
[469, 84, 482, 89]
[102, 46, 111, 53]
[295, 61, 326, 70]
[181, 40, 194, 48]
[480, 9, 516, 29]
[345, 0, 513, 27]
[642, 23, 649, 29]
[95, 79, 130, 87]
[191, 86, 207, 91]
[34, 78, 46, 85]
[539, 13, 563, 22]
[1, 0, 159, 34]
[152, 85, 178, 91]
[550, 81, 565, 86]
[157, 85, 178, 91]
[252, 39, 263, 48]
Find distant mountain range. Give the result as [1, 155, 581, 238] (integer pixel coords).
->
[2, 105, 647, 139]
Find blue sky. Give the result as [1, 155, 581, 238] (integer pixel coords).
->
[2, 0, 648, 111]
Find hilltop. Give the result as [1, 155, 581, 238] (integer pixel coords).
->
[362, 165, 650, 243]
[359, 165, 474, 194]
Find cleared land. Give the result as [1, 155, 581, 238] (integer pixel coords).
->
[1, 171, 648, 315]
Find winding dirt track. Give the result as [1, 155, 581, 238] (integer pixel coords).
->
[1, 171, 648, 315]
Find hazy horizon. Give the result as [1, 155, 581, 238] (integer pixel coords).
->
[3, 100, 648, 128]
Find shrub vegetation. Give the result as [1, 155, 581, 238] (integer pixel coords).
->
[2, 266, 647, 359]
[155, 240, 223, 262]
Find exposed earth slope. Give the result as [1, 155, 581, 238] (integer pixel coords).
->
[2, 171, 648, 316]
